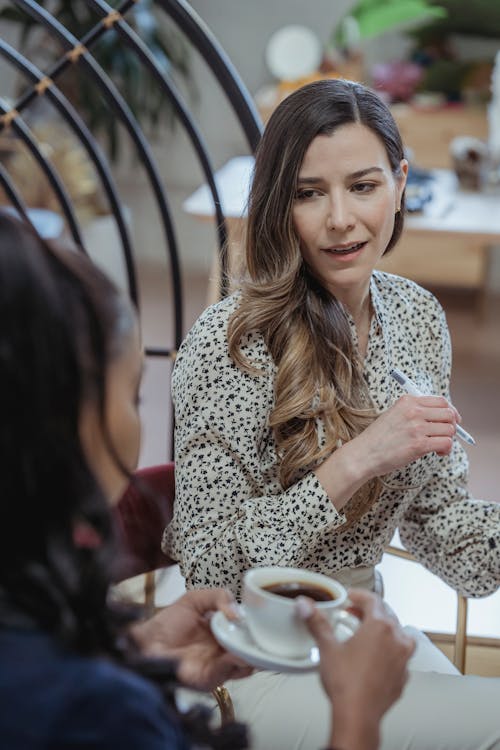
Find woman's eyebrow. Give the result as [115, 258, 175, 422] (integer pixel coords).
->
[296, 175, 325, 185]
[348, 167, 384, 179]
[297, 166, 385, 184]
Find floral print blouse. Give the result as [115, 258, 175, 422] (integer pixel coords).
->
[164, 272, 500, 600]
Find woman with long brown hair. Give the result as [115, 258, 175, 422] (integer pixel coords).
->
[166, 79, 500, 749]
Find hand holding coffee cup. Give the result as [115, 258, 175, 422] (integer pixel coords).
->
[242, 567, 359, 659]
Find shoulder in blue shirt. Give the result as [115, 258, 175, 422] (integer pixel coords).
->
[0, 626, 190, 749]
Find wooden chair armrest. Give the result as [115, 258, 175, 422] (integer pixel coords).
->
[384, 544, 468, 673]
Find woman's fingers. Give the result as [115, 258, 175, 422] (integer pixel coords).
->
[296, 596, 339, 645]
[346, 588, 390, 620]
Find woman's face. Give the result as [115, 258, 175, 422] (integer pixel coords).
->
[292, 122, 407, 307]
[79, 318, 143, 505]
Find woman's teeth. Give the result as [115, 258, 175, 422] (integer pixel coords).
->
[328, 242, 364, 255]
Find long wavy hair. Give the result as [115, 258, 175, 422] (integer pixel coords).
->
[228, 79, 406, 526]
[0, 213, 246, 749]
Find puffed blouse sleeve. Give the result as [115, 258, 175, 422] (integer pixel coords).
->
[164, 298, 345, 595]
[398, 303, 500, 598]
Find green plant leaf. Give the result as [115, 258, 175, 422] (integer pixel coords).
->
[409, 0, 500, 40]
[335, 0, 447, 45]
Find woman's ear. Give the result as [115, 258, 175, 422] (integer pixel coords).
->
[397, 159, 409, 209]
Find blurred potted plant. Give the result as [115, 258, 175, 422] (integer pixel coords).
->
[331, 0, 447, 51]
[410, 0, 500, 42]
[325, 0, 446, 80]
[324, 0, 447, 89]
[0, 0, 193, 161]
[407, 0, 500, 103]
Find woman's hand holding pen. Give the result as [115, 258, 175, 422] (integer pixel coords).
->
[355, 394, 461, 473]
[314, 394, 460, 510]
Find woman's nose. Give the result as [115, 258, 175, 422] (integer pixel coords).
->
[326, 196, 355, 232]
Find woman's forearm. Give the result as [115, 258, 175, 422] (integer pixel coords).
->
[313, 438, 373, 511]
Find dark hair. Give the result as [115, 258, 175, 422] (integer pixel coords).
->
[0, 212, 247, 749]
[0, 210, 135, 650]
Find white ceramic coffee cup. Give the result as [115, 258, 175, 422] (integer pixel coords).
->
[242, 566, 359, 659]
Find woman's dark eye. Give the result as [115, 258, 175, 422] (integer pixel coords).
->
[295, 188, 318, 200]
[353, 182, 376, 193]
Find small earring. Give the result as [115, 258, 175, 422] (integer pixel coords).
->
[395, 207, 401, 216]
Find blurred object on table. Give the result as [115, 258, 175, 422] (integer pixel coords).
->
[371, 60, 424, 103]
[405, 164, 435, 212]
[450, 136, 488, 190]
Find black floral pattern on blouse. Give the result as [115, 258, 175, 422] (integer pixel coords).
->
[164, 272, 500, 600]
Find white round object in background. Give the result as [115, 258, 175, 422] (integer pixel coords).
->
[265, 25, 322, 82]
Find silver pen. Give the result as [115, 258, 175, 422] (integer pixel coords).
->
[390, 367, 476, 446]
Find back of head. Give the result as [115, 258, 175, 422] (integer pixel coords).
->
[0, 212, 133, 646]
[0, 215, 250, 749]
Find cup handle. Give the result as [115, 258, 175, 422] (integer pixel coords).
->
[331, 609, 360, 639]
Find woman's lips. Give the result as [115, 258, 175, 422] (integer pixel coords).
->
[322, 241, 367, 256]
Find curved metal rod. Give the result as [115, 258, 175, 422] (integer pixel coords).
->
[0, 163, 37, 230]
[0, 40, 135, 288]
[9, 0, 136, 117]
[85, 0, 229, 299]
[66, 0, 260, 298]
[9, 0, 182, 325]
[154, 0, 264, 295]
[0, 101, 84, 247]
[7, 0, 146, 309]
[156, 0, 263, 153]
[7, 0, 262, 308]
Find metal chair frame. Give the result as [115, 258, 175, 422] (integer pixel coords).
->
[0, 0, 263, 352]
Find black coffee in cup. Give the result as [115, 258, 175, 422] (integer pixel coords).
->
[262, 581, 336, 602]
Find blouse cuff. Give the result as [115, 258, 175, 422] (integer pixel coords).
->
[280, 472, 347, 536]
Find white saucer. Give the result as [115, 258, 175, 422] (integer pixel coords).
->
[210, 611, 320, 674]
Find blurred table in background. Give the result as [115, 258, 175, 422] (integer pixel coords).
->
[378, 169, 500, 295]
[390, 103, 488, 170]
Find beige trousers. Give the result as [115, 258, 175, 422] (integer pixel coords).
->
[224, 567, 500, 750]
